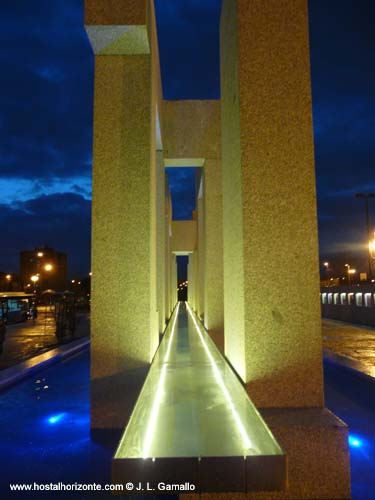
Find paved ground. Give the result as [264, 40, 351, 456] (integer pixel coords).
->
[0, 309, 89, 370]
[322, 318, 375, 372]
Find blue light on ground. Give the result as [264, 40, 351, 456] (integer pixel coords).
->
[46, 412, 66, 425]
[0, 349, 374, 499]
[349, 435, 363, 448]
[0, 351, 173, 500]
[324, 361, 375, 500]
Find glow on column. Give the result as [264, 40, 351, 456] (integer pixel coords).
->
[142, 302, 180, 459]
[186, 302, 252, 453]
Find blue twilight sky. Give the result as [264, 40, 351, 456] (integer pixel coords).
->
[0, 0, 374, 276]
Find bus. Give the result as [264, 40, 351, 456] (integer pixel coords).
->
[0, 292, 35, 324]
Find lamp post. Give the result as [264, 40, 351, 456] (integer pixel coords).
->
[355, 193, 375, 281]
[30, 275, 39, 293]
[348, 268, 356, 285]
[345, 264, 356, 286]
[5, 274, 12, 292]
[369, 231, 375, 260]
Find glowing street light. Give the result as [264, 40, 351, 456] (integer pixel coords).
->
[5, 274, 11, 281]
[323, 261, 330, 280]
[37, 252, 44, 258]
[30, 275, 39, 283]
[345, 264, 356, 286]
[369, 231, 375, 259]
[44, 263, 53, 272]
[355, 193, 375, 280]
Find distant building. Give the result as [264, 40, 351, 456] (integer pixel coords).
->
[20, 245, 67, 291]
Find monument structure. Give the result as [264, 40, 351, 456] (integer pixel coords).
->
[85, 1, 350, 498]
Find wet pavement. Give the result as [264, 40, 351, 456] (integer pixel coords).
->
[1, 312, 373, 378]
[0, 309, 89, 370]
[322, 318, 375, 373]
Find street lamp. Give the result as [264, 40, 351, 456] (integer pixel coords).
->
[44, 264, 53, 272]
[345, 264, 356, 286]
[355, 193, 375, 281]
[369, 231, 375, 259]
[345, 264, 350, 286]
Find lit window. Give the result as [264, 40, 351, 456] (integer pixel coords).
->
[340, 293, 347, 305]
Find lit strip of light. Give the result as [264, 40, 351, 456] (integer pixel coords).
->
[142, 302, 180, 459]
[164, 302, 180, 362]
[186, 302, 252, 452]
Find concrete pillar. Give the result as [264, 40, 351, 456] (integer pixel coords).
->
[164, 186, 172, 320]
[187, 253, 195, 310]
[219, 1, 350, 498]
[156, 151, 166, 333]
[91, 52, 157, 430]
[197, 195, 205, 320]
[203, 159, 224, 352]
[170, 254, 177, 308]
[87, 1, 159, 431]
[221, 0, 323, 408]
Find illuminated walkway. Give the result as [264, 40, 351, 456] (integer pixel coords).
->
[113, 302, 285, 493]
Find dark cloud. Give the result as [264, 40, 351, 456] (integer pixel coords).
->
[0, 193, 91, 276]
[308, 0, 375, 263]
[0, 0, 93, 181]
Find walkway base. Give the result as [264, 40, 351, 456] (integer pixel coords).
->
[182, 408, 350, 500]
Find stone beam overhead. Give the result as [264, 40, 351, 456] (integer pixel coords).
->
[162, 100, 221, 160]
[85, 0, 147, 26]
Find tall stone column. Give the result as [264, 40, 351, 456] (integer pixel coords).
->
[87, 0, 159, 431]
[221, 0, 323, 408]
[219, 1, 350, 498]
[156, 151, 166, 333]
[164, 187, 172, 319]
[203, 159, 224, 352]
[197, 196, 205, 319]
[187, 253, 195, 310]
[170, 254, 177, 308]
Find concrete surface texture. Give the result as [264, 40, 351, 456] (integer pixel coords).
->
[86, 0, 350, 497]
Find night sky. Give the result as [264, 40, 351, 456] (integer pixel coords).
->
[0, 0, 374, 278]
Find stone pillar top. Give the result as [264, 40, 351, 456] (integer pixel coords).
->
[85, 0, 147, 26]
[85, 0, 149, 55]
